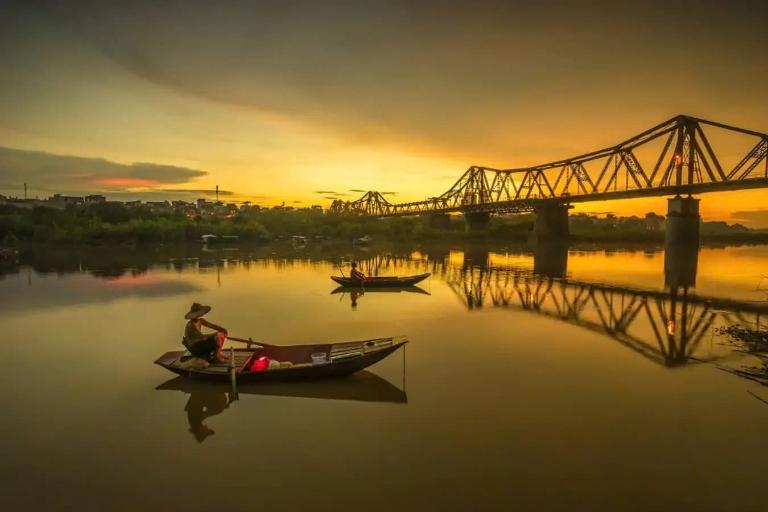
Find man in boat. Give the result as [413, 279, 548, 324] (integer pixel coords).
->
[183, 302, 228, 364]
[349, 262, 366, 281]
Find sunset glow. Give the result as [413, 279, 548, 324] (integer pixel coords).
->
[1, 1, 767, 224]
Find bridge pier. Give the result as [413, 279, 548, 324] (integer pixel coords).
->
[428, 213, 452, 230]
[533, 203, 569, 242]
[665, 196, 700, 246]
[664, 195, 700, 288]
[463, 211, 491, 232]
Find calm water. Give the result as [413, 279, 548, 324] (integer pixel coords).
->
[2, 241, 768, 511]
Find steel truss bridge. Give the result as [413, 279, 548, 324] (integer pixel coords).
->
[353, 255, 767, 368]
[331, 115, 768, 217]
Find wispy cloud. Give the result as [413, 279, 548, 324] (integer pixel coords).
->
[159, 188, 234, 196]
[731, 210, 768, 229]
[0, 146, 206, 195]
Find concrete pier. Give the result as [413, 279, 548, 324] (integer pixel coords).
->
[463, 211, 491, 232]
[533, 203, 569, 242]
[664, 196, 700, 289]
[665, 196, 700, 246]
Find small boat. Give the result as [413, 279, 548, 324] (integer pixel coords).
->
[353, 234, 372, 245]
[330, 273, 430, 287]
[155, 336, 407, 382]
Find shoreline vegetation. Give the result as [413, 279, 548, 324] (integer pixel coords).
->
[1, 202, 767, 246]
[718, 325, 768, 387]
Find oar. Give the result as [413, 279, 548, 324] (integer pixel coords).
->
[229, 346, 238, 402]
[227, 336, 278, 348]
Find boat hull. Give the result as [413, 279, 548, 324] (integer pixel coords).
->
[155, 338, 406, 382]
[330, 273, 430, 287]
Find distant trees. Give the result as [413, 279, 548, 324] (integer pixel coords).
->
[0, 204, 761, 245]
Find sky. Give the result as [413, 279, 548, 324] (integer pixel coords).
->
[1, 0, 767, 224]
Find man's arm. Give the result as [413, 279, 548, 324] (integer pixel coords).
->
[201, 318, 227, 334]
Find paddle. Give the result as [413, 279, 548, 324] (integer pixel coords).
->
[227, 336, 278, 348]
[229, 346, 239, 402]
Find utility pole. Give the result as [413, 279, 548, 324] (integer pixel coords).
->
[24, 182, 27, 200]
[216, 185, 219, 203]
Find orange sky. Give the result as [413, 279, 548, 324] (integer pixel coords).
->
[1, 1, 767, 225]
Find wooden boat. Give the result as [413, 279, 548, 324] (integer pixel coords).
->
[155, 336, 407, 382]
[330, 273, 430, 287]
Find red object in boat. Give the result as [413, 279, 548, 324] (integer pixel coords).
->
[250, 356, 270, 372]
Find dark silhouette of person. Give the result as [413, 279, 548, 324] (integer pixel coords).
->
[350, 289, 364, 310]
[184, 389, 231, 443]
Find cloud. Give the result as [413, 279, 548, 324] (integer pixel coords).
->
[381, 191, 397, 196]
[731, 210, 768, 229]
[349, 189, 366, 193]
[0, 145, 207, 195]
[159, 188, 234, 196]
[31, 0, 768, 167]
[314, 190, 338, 194]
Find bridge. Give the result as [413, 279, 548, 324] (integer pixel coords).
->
[331, 115, 768, 240]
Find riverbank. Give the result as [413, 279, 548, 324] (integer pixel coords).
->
[2, 204, 766, 245]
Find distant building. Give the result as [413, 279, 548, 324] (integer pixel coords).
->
[51, 194, 84, 205]
[145, 200, 171, 214]
[85, 194, 106, 203]
[239, 203, 260, 213]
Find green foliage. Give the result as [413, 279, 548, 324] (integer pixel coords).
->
[0, 204, 761, 245]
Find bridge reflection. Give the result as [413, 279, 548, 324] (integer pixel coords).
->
[357, 248, 767, 368]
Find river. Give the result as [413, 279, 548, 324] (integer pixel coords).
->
[1, 241, 767, 511]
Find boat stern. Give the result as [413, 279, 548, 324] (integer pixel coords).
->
[154, 351, 183, 369]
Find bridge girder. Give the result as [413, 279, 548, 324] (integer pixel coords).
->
[333, 115, 768, 217]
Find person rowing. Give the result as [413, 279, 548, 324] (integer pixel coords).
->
[183, 302, 228, 364]
[349, 261, 366, 281]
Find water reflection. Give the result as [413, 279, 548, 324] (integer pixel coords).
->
[442, 269, 766, 367]
[6, 242, 767, 368]
[331, 286, 430, 310]
[157, 372, 408, 443]
[365, 250, 767, 367]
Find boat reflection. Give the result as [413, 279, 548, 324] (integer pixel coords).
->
[331, 286, 430, 310]
[156, 371, 408, 443]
